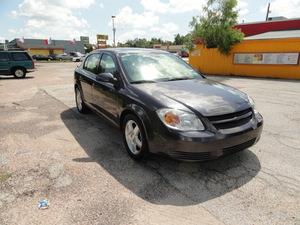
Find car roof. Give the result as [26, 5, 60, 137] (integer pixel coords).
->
[91, 48, 169, 54]
[0, 51, 28, 53]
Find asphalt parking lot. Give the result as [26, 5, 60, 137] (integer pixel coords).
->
[0, 62, 299, 225]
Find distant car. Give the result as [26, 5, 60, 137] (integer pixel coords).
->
[48, 54, 58, 60]
[57, 53, 73, 61]
[177, 50, 189, 58]
[72, 52, 85, 62]
[32, 54, 52, 61]
[0, 51, 35, 78]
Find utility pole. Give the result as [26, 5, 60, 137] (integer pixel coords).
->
[112, 15, 116, 47]
[265, 3, 271, 21]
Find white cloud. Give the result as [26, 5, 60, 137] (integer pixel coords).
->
[10, 0, 96, 40]
[266, 0, 300, 18]
[150, 22, 179, 39]
[141, 0, 250, 22]
[140, 0, 205, 13]
[114, 6, 159, 29]
[0, 37, 6, 43]
[59, 0, 95, 9]
[236, 0, 250, 22]
[113, 6, 179, 42]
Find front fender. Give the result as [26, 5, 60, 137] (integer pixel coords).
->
[122, 104, 154, 141]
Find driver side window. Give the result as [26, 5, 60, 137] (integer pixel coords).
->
[99, 54, 117, 75]
[83, 54, 100, 74]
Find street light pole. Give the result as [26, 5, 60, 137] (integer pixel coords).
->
[265, 3, 271, 21]
[112, 16, 116, 47]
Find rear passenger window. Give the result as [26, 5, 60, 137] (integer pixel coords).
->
[83, 54, 100, 74]
[0, 52, 9, 61]
[11, 52, 30, 61]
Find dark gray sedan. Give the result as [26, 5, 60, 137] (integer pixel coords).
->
[74, 48, 263, 161]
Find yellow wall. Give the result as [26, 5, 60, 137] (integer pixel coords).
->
[53, 49, 64, 54]
[27, 49, 64, 56]
[28, 49, 50, 55]
[189, 38, 300, 79]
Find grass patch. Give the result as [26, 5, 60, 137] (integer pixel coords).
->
[0, 170, 12, 183]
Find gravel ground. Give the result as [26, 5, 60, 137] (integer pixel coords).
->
[0, 62, 299, 225]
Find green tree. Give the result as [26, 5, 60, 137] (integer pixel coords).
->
[118, 38, 171, 48]
[186, 0, 244, 54]
[84, 44, 93, 53]
[174, 34, 185, 45]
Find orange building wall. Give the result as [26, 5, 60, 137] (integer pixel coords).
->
[189, 38, 300, 79]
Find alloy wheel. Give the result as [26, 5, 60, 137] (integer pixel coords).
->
[76, 88, 83, 111]
[125, 120, 143, 155]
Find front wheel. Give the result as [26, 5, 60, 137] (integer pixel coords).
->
[122, 114, 149, 160]
[75, 87, 88, 114]
[13, 68, 26, 78]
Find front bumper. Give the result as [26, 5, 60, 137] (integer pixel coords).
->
[149, 119, 263, 161]
[27, 68, 36, 73]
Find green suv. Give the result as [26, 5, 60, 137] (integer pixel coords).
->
[0, 51, 35, 78]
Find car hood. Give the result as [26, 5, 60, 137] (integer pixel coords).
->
[132, 79, 251, 116]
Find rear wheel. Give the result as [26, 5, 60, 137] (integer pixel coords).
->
[122, 114, 149, 160]
[75, 86, 88, 114]
[13, 68, 26, 78]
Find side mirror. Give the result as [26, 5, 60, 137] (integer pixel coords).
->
[96, 72, 118, 84]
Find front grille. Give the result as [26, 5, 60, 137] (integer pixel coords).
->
[207, 108, 253, 130]
[170, 151, 212, 161]
[223, 138, 256, 155]
[168, 138, 257, 161]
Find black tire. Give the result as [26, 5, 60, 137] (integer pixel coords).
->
[13, 68, 26, 79]
[122, 114, 149, 160]
[75, 86, 88, 114]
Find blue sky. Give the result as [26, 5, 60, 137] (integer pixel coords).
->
[0, 0, 299, 44]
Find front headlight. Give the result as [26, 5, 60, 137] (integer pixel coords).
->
[156, 108, 204, 131]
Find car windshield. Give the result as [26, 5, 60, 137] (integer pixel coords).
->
[119, 52, 202, 83]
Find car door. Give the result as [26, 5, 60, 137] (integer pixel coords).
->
[79, 53, 101, 104]
[92, 53, 119, 122]
[0, 52, 10, 74]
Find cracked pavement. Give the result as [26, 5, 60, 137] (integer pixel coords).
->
[0, 62, 299, 225]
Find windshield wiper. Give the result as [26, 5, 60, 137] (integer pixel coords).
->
[165, 77, 195, 81]
[131, 80, 157, 84]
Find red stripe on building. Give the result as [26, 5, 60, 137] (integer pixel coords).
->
[235, 18, 300, 37]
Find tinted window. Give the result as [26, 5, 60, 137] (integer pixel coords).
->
[0, 52, 9, 62]
[11, 52, 31, 61]
[83, 54, 100, 74]
[100, 54, 117, 75]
